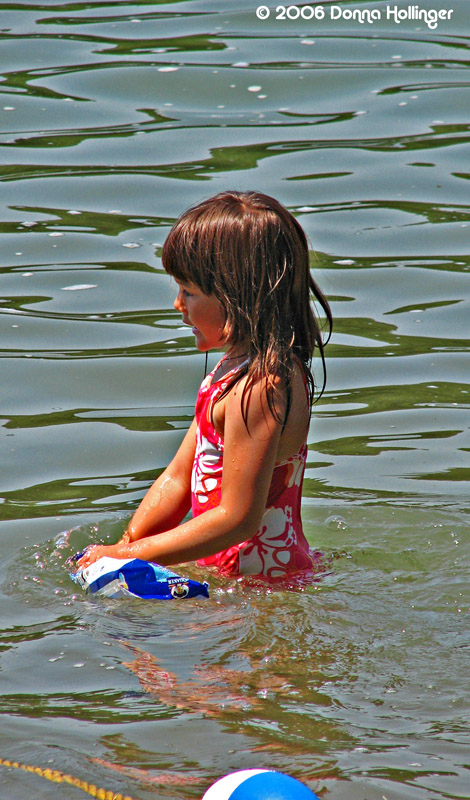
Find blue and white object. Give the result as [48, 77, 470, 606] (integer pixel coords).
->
[202, 770, 319, 799]
[71, 556, 209, 600]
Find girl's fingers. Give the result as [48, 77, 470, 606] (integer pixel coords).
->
[72, 542, 122, 570]
[66, 550, 85, 567]
[76, 546, 99, 568]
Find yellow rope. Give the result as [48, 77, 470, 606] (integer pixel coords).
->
[0, 757, 140, 800]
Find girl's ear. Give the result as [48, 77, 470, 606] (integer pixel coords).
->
[220, 309, 231, 342]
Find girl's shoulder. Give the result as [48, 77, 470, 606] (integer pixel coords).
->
[213, 358, 310, 461]
[221, 356, 309, 425]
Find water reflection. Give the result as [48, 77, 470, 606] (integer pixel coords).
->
[1, 0, 470, 797]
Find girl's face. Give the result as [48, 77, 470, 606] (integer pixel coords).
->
[174, 281, 226, 352]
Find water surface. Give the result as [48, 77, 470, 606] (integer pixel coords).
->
[1, 1, 469, 798]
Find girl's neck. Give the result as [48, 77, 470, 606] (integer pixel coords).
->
[224, 342, 250, 362]
[224, 351, 248, 362]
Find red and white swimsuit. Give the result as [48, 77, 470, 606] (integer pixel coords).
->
[191, 358, 315, 578]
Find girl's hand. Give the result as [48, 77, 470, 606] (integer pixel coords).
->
[76, 543, 124, 570]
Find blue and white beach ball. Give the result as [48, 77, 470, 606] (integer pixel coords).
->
[202, 769, 319, 799]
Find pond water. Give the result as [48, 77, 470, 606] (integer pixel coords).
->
[0, 1, 469, 798]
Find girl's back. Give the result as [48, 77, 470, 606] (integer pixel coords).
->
[192, 354, 314, 577]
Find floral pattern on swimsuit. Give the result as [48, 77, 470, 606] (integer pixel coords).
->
[191, 358, 315, 578]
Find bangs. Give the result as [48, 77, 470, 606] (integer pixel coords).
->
[161, 215, 215, 295]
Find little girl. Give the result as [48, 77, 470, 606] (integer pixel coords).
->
[77, 191, 332, 578]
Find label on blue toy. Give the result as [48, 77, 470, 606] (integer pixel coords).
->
[71, 556, 209, 600]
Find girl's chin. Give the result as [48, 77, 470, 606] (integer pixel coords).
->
[193, 331, 208, 351]
[192, 329, 225, 352]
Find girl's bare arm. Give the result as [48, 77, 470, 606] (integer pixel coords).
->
[121, 418, 197, 542]
[76, 380, 284, 568]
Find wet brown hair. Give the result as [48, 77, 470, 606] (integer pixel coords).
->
[162, 190, 332, 425]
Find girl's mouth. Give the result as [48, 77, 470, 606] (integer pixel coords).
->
[181, 316, 198, 335]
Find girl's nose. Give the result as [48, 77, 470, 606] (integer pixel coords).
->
[174, 288, 186, 312]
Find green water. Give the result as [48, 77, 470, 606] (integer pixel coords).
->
[1, 1, 469, 798]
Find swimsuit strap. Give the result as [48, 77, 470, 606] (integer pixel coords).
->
[207, 355, 249, 388]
